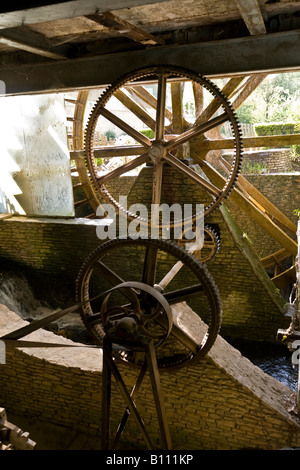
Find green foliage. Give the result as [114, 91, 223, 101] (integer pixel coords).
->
[254, 122, 300, 136]
[255, 122, 300, 155]
[236, 72, 300, 124]
[105, 130, 116, 140]
[242, 161, 267, 174]
[140, 129, 155, 139]
[294, 208, 300, 219]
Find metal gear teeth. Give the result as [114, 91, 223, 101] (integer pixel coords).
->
[83, 65, 244, 221]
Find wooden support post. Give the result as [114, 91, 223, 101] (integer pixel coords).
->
[297, 221, 300, 413]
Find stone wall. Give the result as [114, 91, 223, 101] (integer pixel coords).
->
[0, 168, 290, 342]
[1, 306, 300, 450]
[228, 173, 300, 259]
[224, 148, 293, 174]
[0, 216, 103, 305]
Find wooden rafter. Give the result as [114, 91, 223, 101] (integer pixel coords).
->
[236, 0, 267, 35]
[86, 12, 165, 46]
[0, 27, 68, 59]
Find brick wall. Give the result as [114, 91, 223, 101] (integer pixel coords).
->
[0, 167, 290, 342]
[224, 148, 293, 174]
[1, 306, 299, 450]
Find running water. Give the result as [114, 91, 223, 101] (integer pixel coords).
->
[0, 271, 90, 343]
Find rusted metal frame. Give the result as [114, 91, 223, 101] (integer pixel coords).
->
[0, 284, 125, 342]
[86, 11, 165, 46]
[93, 261, 139, 303]
[196, 158, 298, 257]
[219, 157, 297, 234]
[149, 74, 167, 294]
[71, 146, 146, 160]
[102, 334, 171, 450]
[112, 361, 148, 449]
[145, 339, 172, 450]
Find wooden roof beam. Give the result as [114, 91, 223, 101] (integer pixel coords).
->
[236, 0, 267, 35]
[0, 1, 171, 30]
[0, 28, 68, 60]
[86, 12, 165, 45]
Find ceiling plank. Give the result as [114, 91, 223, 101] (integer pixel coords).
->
[0, 1, 171, 29]
[236, 0, 267, 35]
[1, 30, 300, 96]
[86, 12, 165, 45]
[0, 28, 68, 59]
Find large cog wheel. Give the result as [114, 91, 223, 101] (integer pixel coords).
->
[76, 237, 222, 370]
[84, 65, 243, 226]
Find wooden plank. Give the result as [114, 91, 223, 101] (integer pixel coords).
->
[86, 12, 165, 45]
[0, 28, 67, 59]
[261, 248, 292, 269]
[3, 30, 300, 96]
[196, 158, 298, 256]
[0, 1, 171, 29]
[272, 265, 296, 289]
[236, 0, 267, 35]
[114, 89, 156, 130]
[192, 134, 300, 150]
[219, 157, 297, 234]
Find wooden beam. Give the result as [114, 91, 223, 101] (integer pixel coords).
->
[0, 28, 68, 60]
[195, 158, 298, 256]
[219, 156, 297, 234]
[236, 0, 267, 35]
[272, 265, 296, 289]
[0, 1, 171, 29]
[86, 12, 165, 46]
[2, 30, 300, 96]
[191, 134, 300, 150]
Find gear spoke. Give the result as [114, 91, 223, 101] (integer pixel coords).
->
[163, 152, 221, 198]
[76, 238, 222, 370]
[84, 65, 243, 222]
[96, 153, 149, 184]
[166, 112, 228, 151]
[101, 108, 152, 147]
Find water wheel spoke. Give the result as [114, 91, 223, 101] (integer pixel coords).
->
[166, 112, 229, 151]
[93, 261, 138, 302]
[155, 73, 168, 141]
[164, 284, 204, 304]
[156, 315, 198, 354]
[114, 88, 156, 131]
[100, 107, 151, 147]
[128, 84, 173, 123]
[163, 152, 221, 198]
[142, 245, 159, 287]
[96, 153, 149, 184]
